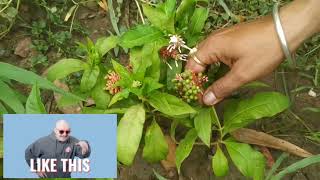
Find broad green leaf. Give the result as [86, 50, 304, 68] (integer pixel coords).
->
[46, 59, 86, 81]
[142, 77, 163, 95]
[81, 107, 127, 114]
[176, 128, 198, 174]
[223, 92, 290, 134]
[241, 81, 270, 89]
[271, 154, 320, 180]
[129, 48, 149, 81]
[144, 39, 167, 81]
[91, 72, 111, 109]
[176, 0, 196, 22]
[142, 3, 175, 33]
[148, 91, 196, 116]
[174, 117, 194, 128]
[212, 146, 229, 177]
[117, 104, 145, 165]
[57, 88, 89, 108]
[95, 36, 119, 57]
[187, 7, 208, 35]
[252, 151, 266, 180]
[225, 141, 266, 178]
[57, 95, 82, 108]
[80, 65, 100, 92]
[119, 25, 163, 48]
[0, 80, 24, 113]
[108, 89, 130, 107]
[0, 62, 83, 100]
[0, 102, 8, 115]
[142, 0, 176, 33]
[130, 48, 152, 74]
[26, 83, 46, 114]
[111, 60, 133, 87]
[160, 0, 176, 15]
[194, 108, 212, 147]
[166, 60, 182, 90]
[14, 90, 27, 104]
[142, 120, 168, 162]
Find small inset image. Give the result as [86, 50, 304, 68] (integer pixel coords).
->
[4, 114, 117, 178]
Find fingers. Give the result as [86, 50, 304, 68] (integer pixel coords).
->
[202, 68, 246, 105]
[185, 55, 207, 73]
[77, 141, 89, 155]
[185, 37, 221, 73]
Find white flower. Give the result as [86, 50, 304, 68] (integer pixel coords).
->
[308, 89, 317, 97]
[167, 34, 185, 53]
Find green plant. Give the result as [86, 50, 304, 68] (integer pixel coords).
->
[45, 0, 300, 179]
[0, 62, 81, 114]
[20, 0, 89, 70]
[265, 153, 320, 180]
[0, 0, 20, 39]
[46, 36, 118, 107]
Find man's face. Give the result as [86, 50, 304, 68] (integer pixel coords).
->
[54, 122, 71, 142]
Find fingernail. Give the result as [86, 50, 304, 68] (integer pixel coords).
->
[203, 91, 217, 105]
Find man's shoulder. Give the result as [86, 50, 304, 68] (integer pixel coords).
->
[68, 136, 79, 143]
[34, 134, 54, 144]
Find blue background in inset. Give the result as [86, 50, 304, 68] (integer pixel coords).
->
[3, 114, 117, 178]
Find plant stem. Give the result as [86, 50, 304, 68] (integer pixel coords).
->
[211, 106, 223, 141]
[0, 0, 13, 13]
[135, 0, 145, 24]
[288, 110, 312, 132]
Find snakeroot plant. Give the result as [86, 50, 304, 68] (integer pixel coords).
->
[45, 0, 303, 179]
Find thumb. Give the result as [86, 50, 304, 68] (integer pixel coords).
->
[202, 70, 245, 105]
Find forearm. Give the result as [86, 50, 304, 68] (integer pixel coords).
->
[280, 0, 320, 52]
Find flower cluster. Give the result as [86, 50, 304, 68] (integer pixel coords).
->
[104, 70, 121, 95]
[172, 70, 209, 102]
[159, 34, 194, 69]
[159, 46, 188, 69]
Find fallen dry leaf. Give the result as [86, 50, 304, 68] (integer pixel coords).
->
[231, 128, 313, 158]
[64, 5, 77, 22]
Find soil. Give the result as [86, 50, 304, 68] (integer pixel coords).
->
[0, 1, 319, 180]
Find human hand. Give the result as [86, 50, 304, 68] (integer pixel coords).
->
[76, 141, 89, 155]
[36, 171, 47, 178]
[186, 0, 320, 105]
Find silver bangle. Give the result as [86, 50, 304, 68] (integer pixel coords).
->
[273, 3, 296, 68]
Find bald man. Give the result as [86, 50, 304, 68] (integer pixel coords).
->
[25, 120, 91, 178]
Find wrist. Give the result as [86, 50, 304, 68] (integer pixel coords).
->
[279, 0, 320, 52]
[310, 0, 320, 32]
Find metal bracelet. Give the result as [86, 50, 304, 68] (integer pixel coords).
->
[273, 3, 296, 68]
